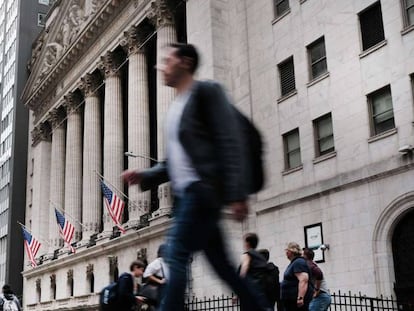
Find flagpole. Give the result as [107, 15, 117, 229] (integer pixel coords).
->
[17, 221, 52, 247]
[49, 200, 88, 230]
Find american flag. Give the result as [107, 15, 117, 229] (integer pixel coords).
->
[101, 180, 126, 233]
[21, 227, 41, 268]
[55, 209, 76, 253]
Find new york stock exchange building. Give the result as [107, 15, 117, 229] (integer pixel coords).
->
[22, 0, 414, 310]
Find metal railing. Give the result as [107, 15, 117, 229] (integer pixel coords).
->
[184, 291, 413, 311]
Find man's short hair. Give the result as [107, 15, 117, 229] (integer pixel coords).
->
[169, 43, 199, 73]
[2, 284, 12, 294]
[244, 232, 259, 249]
[258, 249, 270, 261]
[303, 248, 315, 260]
[130, 260, 145, 272]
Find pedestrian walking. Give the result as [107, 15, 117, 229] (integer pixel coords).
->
[303, 248, 331, 311]
[0, 285, 21, 311]
[122, 43, 268, 311]
[281, 242, 313, 311]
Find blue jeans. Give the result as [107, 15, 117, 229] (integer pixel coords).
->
[159, 181, 269, 311]
[309, 292, 331, 311]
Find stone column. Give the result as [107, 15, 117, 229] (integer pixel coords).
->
[149, 0, 177, 216]
[48, 108, 66, 251]
[63, 93, 83, 242]
[121, 26, 151, 224]
[100, 51, 124, 232]
[80, 73, 102, 240]
[31, 123, 52, 256]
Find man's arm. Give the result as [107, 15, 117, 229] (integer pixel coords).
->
[122, 162, 169, 191]
[118, 274, 136, 306]
[239, 253, 251, 278]
[295, 272, 309, 307]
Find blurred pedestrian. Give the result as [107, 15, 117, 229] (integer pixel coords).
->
[0, 285, 21, 311]
[281, 242, 313, 311]
[122, 43, 268, 311]
[303, 248, 331, 311]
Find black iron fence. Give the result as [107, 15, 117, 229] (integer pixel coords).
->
[184, 291, 413, 311]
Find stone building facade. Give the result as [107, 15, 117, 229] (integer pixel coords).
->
[22, 0, 414, 310]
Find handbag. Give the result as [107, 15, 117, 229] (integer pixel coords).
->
[138, 260, 166, 305]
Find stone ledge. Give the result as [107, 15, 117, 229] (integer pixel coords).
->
[359, 40, 387, 59]
[368, 128, 398, 143]
[313, 151, 337, 164]
[401, 24, 414, 36]
[307, 72, 330, 88]
[271, 9, 291, 25]
[277, 90, 297, 104]
[282, 165, 303, 176]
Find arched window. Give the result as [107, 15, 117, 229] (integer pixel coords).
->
[67, 269, 74, 297]
[109, 256, 118, 283]
[50, 274, 56, 300]
[35, 278, 41, 303]
[86, 264, 94, 293]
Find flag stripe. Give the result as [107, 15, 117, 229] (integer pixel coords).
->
[55, 209, 76, 252]
[101, 181, 125, 233]
[22, 227, 41, 267]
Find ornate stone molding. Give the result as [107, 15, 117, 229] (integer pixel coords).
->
[108, 256, 118, 276]
[31, 123, 52, 146]
[63, 92, 82, 114]
[48, 108, 66, 130]
[120, 25, 152, 55]
[137, 248, 147, 262]
[148, 0, 175, 28]
[98, 51, 124, 77]
[80, 73, 102, 98]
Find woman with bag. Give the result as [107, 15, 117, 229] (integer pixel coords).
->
[139, 244, 168, 307]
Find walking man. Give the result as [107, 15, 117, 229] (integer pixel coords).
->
[122, 43, 268, 311]
[303, 248, 331, 311]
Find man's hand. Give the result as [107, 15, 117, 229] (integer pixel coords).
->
[121, 170, 142, 185]
[230, 201, 249, 221]
[297, 298, 304, 308]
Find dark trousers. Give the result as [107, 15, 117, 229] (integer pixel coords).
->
[159, 181, 269, 311]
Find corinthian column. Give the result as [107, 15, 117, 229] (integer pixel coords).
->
[80, 73, 102, 240]
[121, 26, 151, 224]
[100, 51, 124, 232]
[31, 123, 52, 256]
[149, 0, 177, 215]
[63, 93, 83, 242]
[48, 108, 66, 251]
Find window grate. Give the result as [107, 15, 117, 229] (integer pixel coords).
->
[278, 57, 295, 97]
[359, 2, 385, 51]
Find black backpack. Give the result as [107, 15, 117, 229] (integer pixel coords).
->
[196, 81, 265, 194]
[263, 262, 280, 304]
[99, 281, 120, 311]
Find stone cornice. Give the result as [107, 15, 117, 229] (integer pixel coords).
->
[22, 218, 170, 279]
[23, 0, 122, 114]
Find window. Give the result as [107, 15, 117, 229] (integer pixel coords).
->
[402, 0, 414, 27]
[359, 2, 385, 51]
[37, 13, 46, 27]
[278, 56, 296, 97]
[314, 113, 334, 157]
[274, 0, 289, 17]
[39, 0, 50, 5]
[307, 37, 327, 81]
[368, 85, 395, 136]
[283, 128, 301, 169]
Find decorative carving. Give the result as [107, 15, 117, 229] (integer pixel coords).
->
[80, 73, 101, 97]
[48, 108, 66, 129]
[108, 256, 118, 275]
[99, 51, 123, 77]
[121, 25, 152, 55]
[63, 92, 82, 114]
[32, 123, 51, 146]
[86, 263, 94, 277]
[67, 269, 74, 281]
[137, 248, 147, 262]
[148, 0, 175, 28]
[50, 274, 56, 284]
[28, 33, 46, 73]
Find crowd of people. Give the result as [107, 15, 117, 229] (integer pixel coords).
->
[100, 235, 330, 311]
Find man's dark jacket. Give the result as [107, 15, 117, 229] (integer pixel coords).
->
[140, 80, 247, 203]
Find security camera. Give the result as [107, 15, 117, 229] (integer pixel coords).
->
[398, 145, 413, 154]
[319, 244, 330, 251]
